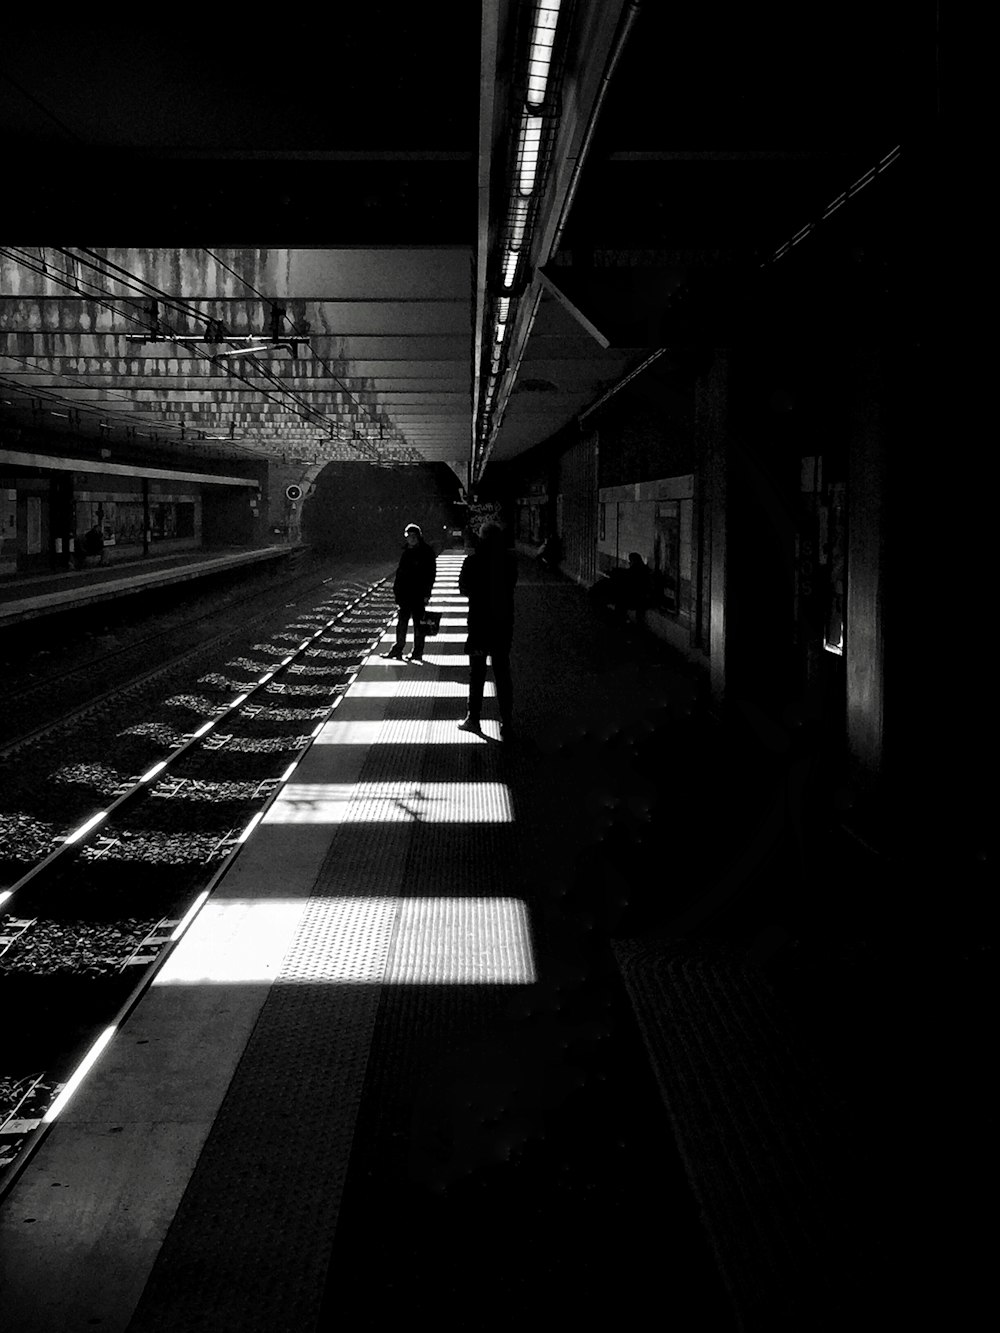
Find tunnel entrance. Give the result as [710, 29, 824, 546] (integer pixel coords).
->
[302, 462, 466, 557]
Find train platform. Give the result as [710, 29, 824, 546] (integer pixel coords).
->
[0, 545, 303, 627]
[0, 552, 964, 1330]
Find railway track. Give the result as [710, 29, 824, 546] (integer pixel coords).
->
[0, 555, 385, 758]
[0, 568, 397, 1196]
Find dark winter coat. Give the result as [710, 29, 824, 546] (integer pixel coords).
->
[393, 539, 437, 605]
[459, 541, 518, 655]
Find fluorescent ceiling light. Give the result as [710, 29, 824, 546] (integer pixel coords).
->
[517, 114, 544, 196]
[502, 249, 520, 289]
[508, 197, 530, 251]
[526, 0, 561, 108]
[498, 297, 511, 323]
[495, 322, 508, 342]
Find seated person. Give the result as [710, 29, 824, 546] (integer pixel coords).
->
[76, 523, 106, 567]
[538, 532, 562, 568]
[589, 552, 653, 620]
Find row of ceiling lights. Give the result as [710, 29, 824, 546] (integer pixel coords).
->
[479, 0, 562, 464]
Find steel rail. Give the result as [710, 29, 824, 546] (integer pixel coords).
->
[0, 577, 390, 918]
[0, 559, 386, 761]
[0, 578, 394, 1198]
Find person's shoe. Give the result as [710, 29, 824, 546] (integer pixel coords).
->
[380, 647, 404, 659]
[457, 715, 482, 733]
[405, 653, 424, 664]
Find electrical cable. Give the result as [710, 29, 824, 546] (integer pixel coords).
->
[2, 246, 414, 461]
[65, 244, 387, 457]
[0, 351, 182, 423]
[64, 246, 375, 450]
[237, 351, 384, 456]
[0, 248, 192, 440]
[66, 246, 215, 326]
[201, 246, 402, 458]
[0, 247, 350, 447]
[1, 247, 158, 336]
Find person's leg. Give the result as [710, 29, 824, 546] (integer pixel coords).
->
[411, 601, 427, 658]
[459, 653, 487, 730]
[387, 606, 407, 655]
[492, 652, 513, 731]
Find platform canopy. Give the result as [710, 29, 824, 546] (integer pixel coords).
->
[0, 4, 938, 484]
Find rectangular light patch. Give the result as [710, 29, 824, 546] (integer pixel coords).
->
[314, 719, 494, 745]
[263, 781, 514, 824]
[154, 898, 310, 984]
[387, 897, 535, 984]
[154, 896, 534, 986]
[346, 680, 496, 697]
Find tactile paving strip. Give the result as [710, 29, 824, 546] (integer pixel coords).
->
[127, 691, 431, 1330]
[128, 565, 531, 1330]
[127, 906, 400, 1332]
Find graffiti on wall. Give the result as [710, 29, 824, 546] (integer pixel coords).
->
[468, 501, 505, 533]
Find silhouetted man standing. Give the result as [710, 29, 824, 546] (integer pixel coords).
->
[458, 522, 517, 738]
[383, 523, 437, 663]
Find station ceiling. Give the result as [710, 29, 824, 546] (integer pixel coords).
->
[0, 4, 938, 488]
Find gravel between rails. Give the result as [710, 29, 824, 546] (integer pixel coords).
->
[0, 563, 397, 1160]
[0, 555, 391, 755]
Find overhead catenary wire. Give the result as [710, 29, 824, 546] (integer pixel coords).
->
[0, 247, 200, 440]
[202, 246, 391, 423]
[201, 247, 398, 460]
[67, 245, 383, 456]
[0, 247, 362, 448]
[67, 246, 223, 327]
[6, 245, 354, 440]
[63, 243, 388, 457]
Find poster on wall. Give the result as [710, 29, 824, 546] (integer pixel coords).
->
[654, 502, 680, 613]
[26, 496, 42, 554]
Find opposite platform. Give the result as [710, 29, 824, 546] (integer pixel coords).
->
[0, 545, 297, 626]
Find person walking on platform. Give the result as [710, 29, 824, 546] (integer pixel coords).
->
[458, 522, 518, 738]
[382, 523, 437, 664]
